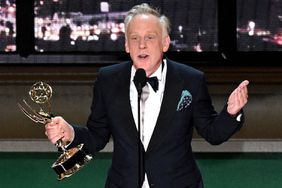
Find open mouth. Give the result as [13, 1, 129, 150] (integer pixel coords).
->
[138, 54, 149, 60]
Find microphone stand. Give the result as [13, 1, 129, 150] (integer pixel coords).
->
[134, 68, 146, 188]
[137, 84, 144, 188]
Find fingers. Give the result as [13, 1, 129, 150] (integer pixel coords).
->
[236, 80, 248, 96]
[45, 129, 64, 144]
[234, 80, 249, 99]
[239, 80, 249, 88]
[235, 87, 248, 108]
[227, 80, 249, 115]
[238, 80, 249, 102]
[45, 116, 71, 144]
[45, 121, 62, 144]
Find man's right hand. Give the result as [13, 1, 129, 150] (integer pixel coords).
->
[45, 116, 74, 145]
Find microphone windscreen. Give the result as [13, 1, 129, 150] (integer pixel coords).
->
[133, 68, 147, 90]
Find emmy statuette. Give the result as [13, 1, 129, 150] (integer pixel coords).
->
[18, 81, 92, 180]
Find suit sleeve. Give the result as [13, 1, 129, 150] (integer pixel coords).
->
[193, 74, 244, 145]
[68, 72, 111, 155]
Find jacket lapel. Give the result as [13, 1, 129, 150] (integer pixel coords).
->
[146, 60, 183, 153]
[113, 62, 140, 145]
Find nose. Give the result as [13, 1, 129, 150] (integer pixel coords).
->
[139, 38, 147, 49]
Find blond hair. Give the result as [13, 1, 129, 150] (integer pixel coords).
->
[124, 3, 171, 36]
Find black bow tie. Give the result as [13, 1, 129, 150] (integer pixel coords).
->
[147, 76, 159, 92]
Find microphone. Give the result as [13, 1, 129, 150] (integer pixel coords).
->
[133, 68, 147, 188]
[133, 68, 147, 95]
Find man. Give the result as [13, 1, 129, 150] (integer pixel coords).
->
[45, 3, 249, 188]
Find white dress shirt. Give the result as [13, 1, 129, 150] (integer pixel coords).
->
[129, 60, 167, 188]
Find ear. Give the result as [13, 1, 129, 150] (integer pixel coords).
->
[125, 39, 130, 53]
[162, 35, 171, 52]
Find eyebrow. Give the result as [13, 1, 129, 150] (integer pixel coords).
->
[128, 31, 158, 36]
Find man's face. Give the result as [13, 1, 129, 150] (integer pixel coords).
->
[125, 14, 170, 76]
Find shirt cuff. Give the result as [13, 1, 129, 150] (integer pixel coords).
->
[236, 113, 243, 122]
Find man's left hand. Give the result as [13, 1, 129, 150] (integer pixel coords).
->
[227, 80, 249, 116]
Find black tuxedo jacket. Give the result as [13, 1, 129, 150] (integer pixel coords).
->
[70, 59, 243, 188]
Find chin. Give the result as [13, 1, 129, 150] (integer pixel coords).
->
[134, 61, 149, 69]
